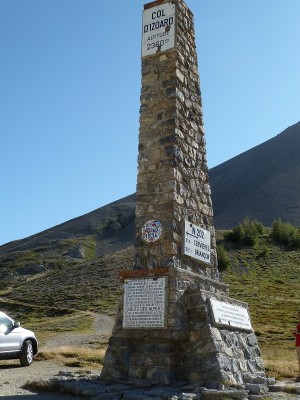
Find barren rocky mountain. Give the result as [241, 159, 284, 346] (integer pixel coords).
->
[210, 121, 300, 228]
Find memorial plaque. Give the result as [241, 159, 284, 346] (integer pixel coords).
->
[142, 2, 176, 57]
[209, 298, 253, 331]
[123, 277, 167, 328]
[182, 220, 211, 264]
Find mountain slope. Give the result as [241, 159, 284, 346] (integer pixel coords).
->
[0, 194, 136, 254]
[0, 194, 135, 287]
[209, 121, 300, 228]
[1, 122, 300, 279]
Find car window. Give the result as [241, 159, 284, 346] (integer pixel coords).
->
[0, 315, 14, 330]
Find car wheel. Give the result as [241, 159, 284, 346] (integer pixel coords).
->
[20, 340, 34, 366]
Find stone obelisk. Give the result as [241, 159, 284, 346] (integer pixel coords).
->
[101, 0, 266, 388]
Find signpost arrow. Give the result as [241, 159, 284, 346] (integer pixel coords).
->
[182, 220, 211, 264]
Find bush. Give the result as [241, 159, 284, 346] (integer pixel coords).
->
[271, 219, 300, 248]
[257, 244, 270, 258]
[217, 245, 231, 271]
[290, 230, 300, 248]
[224, 217, 265, 246]
[224, 225, 244, 243]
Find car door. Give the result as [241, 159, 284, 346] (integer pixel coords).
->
[0, 314, 22, 353]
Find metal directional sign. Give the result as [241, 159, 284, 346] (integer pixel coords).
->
[182, 220, 211, 264]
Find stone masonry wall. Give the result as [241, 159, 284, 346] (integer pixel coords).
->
[101, 266, 266, 387]
[182, 287, 266, 387]
[133, 0, 218, 280]
[101, 0, 266, 388]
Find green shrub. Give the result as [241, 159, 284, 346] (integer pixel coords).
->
[271, 219, 300, 248]
[290, 228, 300, 248]
[257, 244, 270, 258]
[224, 217, 264, 246]
[224, 225, 244, 243]
[217, 245, 231, 271]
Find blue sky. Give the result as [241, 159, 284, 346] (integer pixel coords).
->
[1, 0, 299, 246]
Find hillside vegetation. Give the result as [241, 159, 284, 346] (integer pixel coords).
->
[0, 247, 133, 315]
[1, 220, 300, 378]
[217, 219, 300, 378]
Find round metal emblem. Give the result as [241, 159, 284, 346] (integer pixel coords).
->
[141, 220, 162, 243]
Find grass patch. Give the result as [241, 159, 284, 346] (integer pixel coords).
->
[27, 311, 94, 345]
[261, 345, 299, 379]
[0, 301, 94, 345]
[37, 346, 106, 369]
[0, 299, 74, 321]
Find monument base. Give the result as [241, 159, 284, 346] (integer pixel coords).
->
[100, 267, 266, 388]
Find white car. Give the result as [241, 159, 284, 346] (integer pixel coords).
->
[0, 311, 38, 366]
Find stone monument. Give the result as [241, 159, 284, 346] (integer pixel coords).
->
[101, 0, 266, 389]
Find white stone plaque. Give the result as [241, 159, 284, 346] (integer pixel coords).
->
[209, 298, 253, 331]
[123, 277, 167, 328]
[142, 2, 176, 57]
[182, 221, 211, 264]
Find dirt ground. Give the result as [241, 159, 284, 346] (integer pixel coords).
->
[1, 313, 300, 399]
[0, 312, 114, 398]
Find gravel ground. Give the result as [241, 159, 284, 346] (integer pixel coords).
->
[0, 360, 87, 398]
[0, 312, 114, 398]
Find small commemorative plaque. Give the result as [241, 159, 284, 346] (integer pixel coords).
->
[142, 219, 162, 243]
[182, 220, 211, 264]
[142, 2, 176, 57]
[209, 298, 253, 331]
[123, 277, 167, 329]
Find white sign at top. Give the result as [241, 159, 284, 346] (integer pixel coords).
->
[183, 221, 211, 264]
[142, 2, 176, 57]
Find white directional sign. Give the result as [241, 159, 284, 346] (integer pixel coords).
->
[209, 298, 253, 331]
[142, 2, 176, 57]
[183, 221, 211, 264]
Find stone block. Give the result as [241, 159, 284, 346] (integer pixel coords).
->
[190, 330, 199, 342]
[200, 355, 222, 374]
[210, 327, 222, 342]
[200, 388, 248, 400]
[145, 367, 176, 384]
[239, 359, 248, 373]
[128, 365, 144, 380]
[159, 54, 168, 62]
[195, 342, 216, 356]
[245, 383, 269, 395]
[189, 371, 201, 382]
[254, 357, 265, 371]
[174, 193, 185, 205]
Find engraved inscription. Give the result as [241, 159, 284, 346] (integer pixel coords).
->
[123, 277, 167, 328]
[209, 298, 253, 331]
